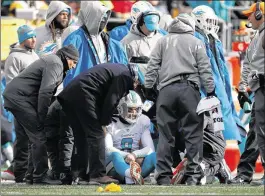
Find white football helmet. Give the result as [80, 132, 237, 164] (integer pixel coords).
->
[130, 1, 154, 24]
[191, 5, 220, 36]
[117, 91, 143, 124]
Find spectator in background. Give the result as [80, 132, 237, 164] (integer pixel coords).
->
[110, 1, 155, 42]
[110, 1, 168, 42]
[1, 25, 39, 183]
[121, 8, 164, 61]
[4, 25, 39, 84]
[35, 1, 72, 56]
[62, 1, 128, 86]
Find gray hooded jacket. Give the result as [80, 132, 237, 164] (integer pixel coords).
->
[35, 1, 71, 55]
[144, 15, 215, 93]
[62, 1, 111, 63]
[238, 23, 265, 92]
[4, 43, 39, 84]
[121, 24, 163, 61]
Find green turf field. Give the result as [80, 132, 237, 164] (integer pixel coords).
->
[1, 184, 264, 195]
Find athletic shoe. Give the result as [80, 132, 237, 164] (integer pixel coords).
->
[250, 176, 264, 186]
[171, 158, 187, 185]
[215, 159, 232, 184]
[227, 176, 251, 185]
[1, 170, 15, 181]
[130, 161, 144, 185]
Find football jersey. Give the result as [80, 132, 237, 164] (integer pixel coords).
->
[106, 115, 150, 153]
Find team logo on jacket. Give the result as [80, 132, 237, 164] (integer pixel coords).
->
[38, 41, 57, 56]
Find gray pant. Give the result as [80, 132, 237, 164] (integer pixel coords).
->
[254, 87, 265, 170]
[156, 82, 204, 184]
[236, 103, 260, 181]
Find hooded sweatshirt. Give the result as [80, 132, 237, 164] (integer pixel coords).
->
[35, 1, 72, 56]
[121, 24, 163, 61]
[78, 1, 111, 63]
[62, 1, 128, 86]
[4, 43, 39, 84]
[144, 15, 215, 93]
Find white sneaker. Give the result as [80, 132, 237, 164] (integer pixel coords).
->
[1, 170, 15, 181]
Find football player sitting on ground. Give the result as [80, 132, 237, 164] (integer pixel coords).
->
[105, 91, 156, 185]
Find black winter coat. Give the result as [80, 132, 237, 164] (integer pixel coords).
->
[57, 63, 134, 126]
[3, 54, 68, 124]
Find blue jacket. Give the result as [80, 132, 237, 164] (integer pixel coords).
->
[110, 19, 168, 42]
[63, 27, 128, 86]
[1, 77, 13, 122]
[195, 31, 245, 142]
[109, 19, 132, 41]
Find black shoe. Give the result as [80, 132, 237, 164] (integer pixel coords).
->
[156, 177, 171, 186]
[185, 177, 201, 186]
[227, 176, 251, 185]
[47, 169, 60, 180]
[215, 160, 232, 184]
[34, 174, 62, 185]
[75, 177, 101, 185]
[24, 175, 33, 185]
[60, 172, 73, 185]
[90, 176, 119, 184]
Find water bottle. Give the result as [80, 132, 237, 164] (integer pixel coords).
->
[243, 102, 251, 113]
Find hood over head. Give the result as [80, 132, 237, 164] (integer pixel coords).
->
[168, 13, 195, 34]
[45, 1, 72, 28]
[77, 1, 111, 35]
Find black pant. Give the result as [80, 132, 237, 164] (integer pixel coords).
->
[12, 118, 33, 182]
[5, 100, 48, 182]
[236, 103, 260, 181]
[44, 100, 75, 175]
[254, 87, 265, 171]
[60, 103, 106, 180]
[156, 82, 204, 184]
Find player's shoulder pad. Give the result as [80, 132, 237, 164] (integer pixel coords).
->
[137, 114, 151, 130]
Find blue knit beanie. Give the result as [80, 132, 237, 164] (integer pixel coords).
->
[17, 25, 36, 44]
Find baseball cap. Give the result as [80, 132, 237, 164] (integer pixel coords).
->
[242, 2, 264, 17]
[144, 14, 160, 31]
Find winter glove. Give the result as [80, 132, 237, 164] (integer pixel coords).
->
[238, 91, 252, 109]
[143, 87, 157, 101]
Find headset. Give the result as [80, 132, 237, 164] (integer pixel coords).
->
[137, 10, 160, 27]
[255, 1, 262, 21]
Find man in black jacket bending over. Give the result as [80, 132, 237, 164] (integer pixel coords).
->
[3, 44, 79, 184]
[57, 63, 139, 184]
